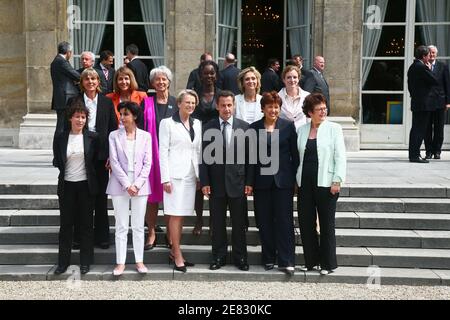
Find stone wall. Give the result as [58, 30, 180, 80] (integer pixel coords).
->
[170, 0, 215, 94]
[0, 0, 26, 144]
[313, 0, 361, 121]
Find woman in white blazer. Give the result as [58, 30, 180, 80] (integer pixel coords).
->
[106, 101, 152, 276]
[296, 93, 346, 275]
[159, 89, 202, 272]
[234, 66, 264, 124]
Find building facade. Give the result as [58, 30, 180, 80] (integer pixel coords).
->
[0, 0, 448, 150]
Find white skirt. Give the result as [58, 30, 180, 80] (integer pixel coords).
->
[163, 164, 197, 216]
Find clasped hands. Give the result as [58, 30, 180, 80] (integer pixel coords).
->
[126, 185, 139, 197]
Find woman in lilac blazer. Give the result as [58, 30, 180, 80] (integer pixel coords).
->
[106, 101, 152, 276]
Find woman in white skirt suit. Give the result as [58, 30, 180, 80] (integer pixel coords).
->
[159, 89, 202, 272]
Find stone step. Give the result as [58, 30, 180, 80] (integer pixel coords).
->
[1, 226, 450, 249]
[2, 210, 450, 230]
[1, 195, 450, 213]
[0, 264, 449, 286]
[2, 184, 449, 198]
[1, 245, 450, 270]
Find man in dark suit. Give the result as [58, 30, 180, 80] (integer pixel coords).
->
[219, 53, 240, 95]
[50, 41, 80, 135]
[261, 58, 283, 94]
[424, 45, 450, 160]
[407, 45, 439, 163]
[200, 91, 254, 271]
[76, 51, 95, 74]
[186, 52, 213, 92]
[126, 44, 149, 93]
[94, 50, 115, 94]
[301, 56, 331, 114]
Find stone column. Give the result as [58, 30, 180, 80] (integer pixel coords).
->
[0, 0, 26, 147]
[18, 0, 68, 149]
[172, 0, 215, 94]
[314, 0, 362, 151]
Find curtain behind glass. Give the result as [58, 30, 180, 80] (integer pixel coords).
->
[218, 0, 238, 69]
[140, 0, 165, 67]
[362, 0, 388, 87]
[417, 0, 450, 57]
[287, 0, 311, 68]
[73, 0, 111, 60]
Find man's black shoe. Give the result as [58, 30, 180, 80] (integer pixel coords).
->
[80, 265, 90, 274]
[97, 242, 110, 249]
[434, 153, 441, 160]
[235, 259, 249, 271]
[409, 158, 429, 163]
[209, 259, 226, 270]
[425, 153, 433, 159]
[264, 263, 275, 271]
[72, 242, 80, 250]
[54, 265, 68, 275]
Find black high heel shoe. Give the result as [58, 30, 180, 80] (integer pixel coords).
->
[169, 253, 195, 267]
[173, 264, 187, 273]
[144, 235, 156, 251]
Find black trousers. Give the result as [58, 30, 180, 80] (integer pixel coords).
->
[425, 108, 446, 155]
[58, 181, 94, 266]
[298, 182, 338, 271]
[55, 109, 67, 137]
[209, 195, 247, 263]
[409, 111, 432, 159]
[254, 186, 295, 268]
[76, 161, 110, 244]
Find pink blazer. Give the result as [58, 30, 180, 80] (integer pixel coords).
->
[106, 128, 152, 196]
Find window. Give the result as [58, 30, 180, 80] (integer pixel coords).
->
[361, 0, 406, 125]
[69, 0, 165, 71]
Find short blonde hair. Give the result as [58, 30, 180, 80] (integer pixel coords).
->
[177, 89, 199, 106]
[113, 66, 138, 93]
[237, 66, 262, 94]
[79, 68, 102, 93]
[281, 65, 301, 80]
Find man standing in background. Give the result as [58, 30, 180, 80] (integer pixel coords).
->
[424, 45, 450, 160]
[50, 41, 80, 135]
[301, 56, 330, 115]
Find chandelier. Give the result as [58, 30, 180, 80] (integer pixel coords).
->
[241, 4, 281, 21]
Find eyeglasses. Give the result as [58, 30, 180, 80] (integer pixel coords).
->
[313, 107, 327, 113]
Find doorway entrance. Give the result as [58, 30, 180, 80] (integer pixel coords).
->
[241, 0, 284, 71]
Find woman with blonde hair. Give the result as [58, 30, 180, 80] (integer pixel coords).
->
[106, 66, 147, 124]
[159, 89, 202, 272]
[235, 66, 264, 124]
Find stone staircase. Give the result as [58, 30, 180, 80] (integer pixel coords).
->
[1, 183, 450, 285]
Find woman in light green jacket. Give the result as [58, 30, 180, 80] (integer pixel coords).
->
[296, 93, 346, 275]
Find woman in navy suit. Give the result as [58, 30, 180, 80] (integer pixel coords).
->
[250, 91, 299, 275]
[296, 93, 346, 275]
[53, 101, 98, 275]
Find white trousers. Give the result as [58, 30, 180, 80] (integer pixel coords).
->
[112, 191, 147, 265]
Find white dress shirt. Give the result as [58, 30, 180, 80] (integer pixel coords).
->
[278, 87, 310, 129]
[219, 116, 234, 146]
[84, 93, 98, 132]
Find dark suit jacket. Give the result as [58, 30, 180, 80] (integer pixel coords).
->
[94, 63, 115, 94]
[261, 68, 283, 94]
[200, 117, 254, 198]
[407, 59, 439, 112]
[220, 65, 241, 95]
[301, 68, 330, 113]
[249, 117, 299, 190]
[186, 67, 202, 93]
[128, 58, 149, 92]
[66, 95, 118, 160]
[50, 55, 80, 110]
[53, 130, 99, 196]
[430, 61, 450, 109]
